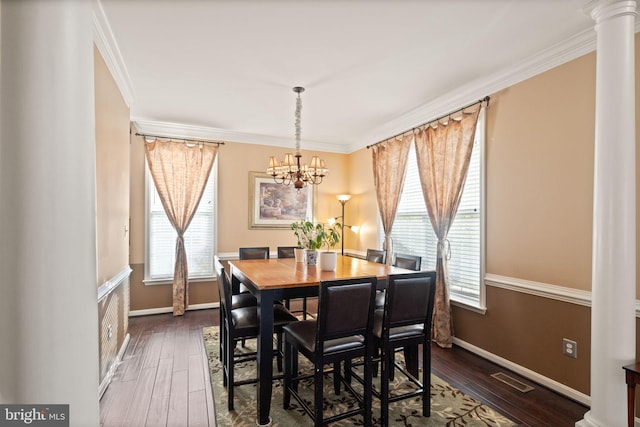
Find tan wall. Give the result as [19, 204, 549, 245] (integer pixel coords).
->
[95, 47, 131, 285]
[346, 147, 379, 252]
[486, 53, 596, 290]
[94, 45, 131, 385]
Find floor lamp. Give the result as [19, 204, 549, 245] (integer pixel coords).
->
[337, 194, 351, 255]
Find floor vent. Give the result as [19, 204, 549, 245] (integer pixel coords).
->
[491, 372, 535, 393]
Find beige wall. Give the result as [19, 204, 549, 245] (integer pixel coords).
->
[94, 45, 131, 386]
[486, 53, 596, 290]
[95, 47, 131, 285]
[346, 146, 379, 252]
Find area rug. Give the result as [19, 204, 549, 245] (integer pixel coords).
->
[203, 327, 516, 426]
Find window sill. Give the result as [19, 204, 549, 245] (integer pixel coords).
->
[143, 276, 215, 286]
[450, 294, 487, 314]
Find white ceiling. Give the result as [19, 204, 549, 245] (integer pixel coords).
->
[98, 0, 598, 153]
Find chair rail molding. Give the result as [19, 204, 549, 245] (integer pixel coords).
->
[485, 273, 640, 318]
[98, 266, 133, 302]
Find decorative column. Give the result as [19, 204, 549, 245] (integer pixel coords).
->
[0, 1, 100, 426]
[578, 1, 637, 426]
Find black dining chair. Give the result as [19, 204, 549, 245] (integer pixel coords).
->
[367, 249, 388, 309]
[214, 256, 298, 411]
[373, 271, 436, 426]
[277, 246, 297, 259]
[366, 248, 387, 264]
[283, 276, 377, 426]
[376, 253, 423, 309]
[237, 246, 270, 295]
[278, 246, 314, 320]
[239, 246, 270, 260]
[392, 253, 422, 271]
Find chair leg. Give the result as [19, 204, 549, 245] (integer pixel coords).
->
[283, 340, 292, 409]
[302, 297, 308, 320]
[218, 311, 224, 362]
[276, 332, 283, 372]
[314, 364, 324, 427]
[380, 348, 391, 427]
[404, 345, 419, 378]
[389, 348, 396, 381]
[372, 347, 379, 377]
[227, 334, 235, 411]
[222, 325, 228, 388]
[423, 341, 431, 417]
[333, 361, 341, 395]
[363, 352, 373, 427]
[344, 359, 352, 384]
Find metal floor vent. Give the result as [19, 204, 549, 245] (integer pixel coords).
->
[490, 372, 535, 393]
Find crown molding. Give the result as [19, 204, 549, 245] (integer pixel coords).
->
[92, 0, 136, 108]
[354, 19, 640, 153]
[352, 26, 600, 153]
[132, 119, 350, 154]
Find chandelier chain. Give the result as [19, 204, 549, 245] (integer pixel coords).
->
[266, 86, 328, 190]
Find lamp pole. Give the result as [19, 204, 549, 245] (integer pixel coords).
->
[337, 195, 351, 256]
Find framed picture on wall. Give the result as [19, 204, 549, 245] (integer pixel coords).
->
[249, 171, 315, 229]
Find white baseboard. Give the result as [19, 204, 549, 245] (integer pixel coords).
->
[129, 302, 219, 317]
[452, 337, 591, 407]
[98, 333, 130, 399]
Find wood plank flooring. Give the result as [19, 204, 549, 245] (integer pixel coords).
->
[99, 307, 588, 426]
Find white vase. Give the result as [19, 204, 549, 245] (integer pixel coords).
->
[318, 251, 337, 271]
[305, 249, 318, 266]
[294, 248, 305, 263]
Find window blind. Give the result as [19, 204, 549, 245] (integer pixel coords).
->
[386, 123, 482, 303]
[146, 163, 216, 281]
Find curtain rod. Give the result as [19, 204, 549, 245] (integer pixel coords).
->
[366, 96, 490, 149]
[135, 132, 225, 146]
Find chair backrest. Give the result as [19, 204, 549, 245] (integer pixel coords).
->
[382, 271, 436, 336]
[316, 277, 377, 348]
[393, 253, 422, 271]
[366, 249, 387, 264]
[214, 256, 232, 312]
[277, 246, 297, 258]
[239, 247, 270, 260]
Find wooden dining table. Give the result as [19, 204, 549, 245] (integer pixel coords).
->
[228, 254, 415, 426]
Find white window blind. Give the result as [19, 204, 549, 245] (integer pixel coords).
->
[385, 116, 483, 305]
[145, 160, 217, 282]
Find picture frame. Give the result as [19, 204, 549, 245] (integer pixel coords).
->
[248, 171, 316, 229]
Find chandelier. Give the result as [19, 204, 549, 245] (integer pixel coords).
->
[266, 86, 328, 189]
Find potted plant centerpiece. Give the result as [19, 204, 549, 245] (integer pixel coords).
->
[290, 221, 308, 262]
[318, 222, 341, 271]
[291, 220, 323, 265]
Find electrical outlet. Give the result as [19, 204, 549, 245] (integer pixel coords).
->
[563, 338, 577, 358]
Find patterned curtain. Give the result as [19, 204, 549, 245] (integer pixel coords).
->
[145, 140, 218, 316]
[371, 133, 412, 264]
[414, 107, 481, 347]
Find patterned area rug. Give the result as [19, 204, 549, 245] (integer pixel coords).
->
[203, 326, 516, 426]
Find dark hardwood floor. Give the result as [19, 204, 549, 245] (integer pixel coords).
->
[99, 307, 588, 426]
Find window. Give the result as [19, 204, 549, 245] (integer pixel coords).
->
[144, 160, 217, 282]
[382, 112, 485, 308]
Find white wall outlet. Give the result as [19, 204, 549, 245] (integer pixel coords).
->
[563, 338, 577, 358]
